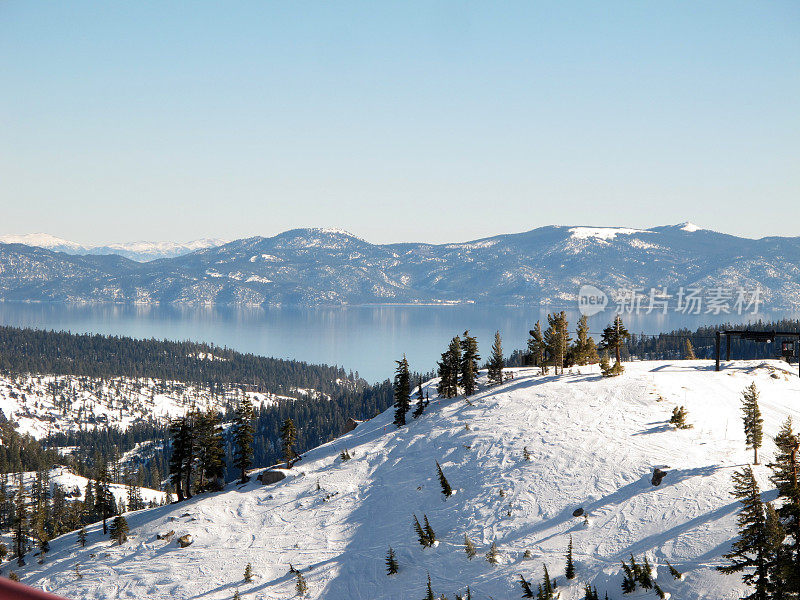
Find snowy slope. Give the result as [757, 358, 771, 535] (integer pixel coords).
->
[7, 360, 800, 599]
[0, 372, 310, 441]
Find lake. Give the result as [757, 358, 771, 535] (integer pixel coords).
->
[0, 302, 793, 383]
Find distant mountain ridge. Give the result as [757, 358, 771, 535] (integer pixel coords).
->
[1, 224, 799, 309]
[0, 232, 227, 261]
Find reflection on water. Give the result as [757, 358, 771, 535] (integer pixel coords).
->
[0, 302, 792, 383]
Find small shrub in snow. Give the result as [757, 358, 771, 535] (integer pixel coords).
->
[294, 570, 307, 596]
[669, 406, 692, 429]
[499, 488, 506, 498]
[523, 447, 531, 461]
[424, 572, 435, 600]
[9, 571, 19, 581]
[74, 563, 82, 580]
[244, 562, 253, 582]
[523, 549, 532, 559]
[233, 590, 241, 600]
[339, 449, 352, 461]
[78, 527, 87, 547]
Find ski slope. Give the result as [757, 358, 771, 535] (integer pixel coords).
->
[7, 360, 800, 600]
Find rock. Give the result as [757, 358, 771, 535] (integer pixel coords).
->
[652, 468, 668, 486]
[258, 470, 287, 485]
[572, 507, 584, 517]
[345, 418, 362, 432]
[177, 534, 193, 548]
[157, 530, 175, 541]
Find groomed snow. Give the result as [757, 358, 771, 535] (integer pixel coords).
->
[8, 360, 800, 599]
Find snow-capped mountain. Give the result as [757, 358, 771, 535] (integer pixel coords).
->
[0, 233, 226, 262]
[8, 359, 800, 599]
[1, 224, 799, 308]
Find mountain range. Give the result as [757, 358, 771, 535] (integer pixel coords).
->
[1, 224, 799, 309]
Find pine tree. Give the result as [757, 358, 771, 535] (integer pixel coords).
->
[413, 376, 425, 419]
[464, 533, 476, 559]
[78, 526, 86, 547]
[414, 514, 427, 547]
[768, 416, 800, 595]
[95, 463, 114, 535]
[666, 559, 683, 580]
[539, 564, 555, 600]
[436, 461, 453, 498]
[544, 313, 571, 375]
[638, 555, 653, 589]
[741, 382, 764, 465]
[654, 583, 667, 599]
[487, 331, 504, 385]
[437, 336, 461, 398]
[485, 541, 499, 564]
[423, 515, 436, 545]
[764, 502, 790, 598]
[233, 591, 240, 600]
[125, 467, 144, 511]
[244, 562, 253, 582]
[574, 315, 599, 365]
[385, 546, 399, 575]
[233, 398, 255, 481]
[295, 570, 307, 596]
[601, 316, 630, 374]
[684, 338, 697, 359]
[717, 466, 771, 600]
[520, 574, 535, 598]
[459, 331, 480, 396]
[599, 351, 611, 377]
[424, 572, 435, 600]
[393, 356, 411, 427]
[13, 474, 28, 566]
[169, 416, 193, 500]
[109, 515, 129, 545]
[565, 535, 576, 579]
[278, 417, 297, 470]
[528, 322, 547, 374]
[197, 408, 226, 491]
[621, 559, 637, 593]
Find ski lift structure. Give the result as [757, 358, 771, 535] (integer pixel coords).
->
[715, 329, 800, 377]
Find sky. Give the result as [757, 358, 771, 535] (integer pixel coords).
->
[1, 1, 798, 244]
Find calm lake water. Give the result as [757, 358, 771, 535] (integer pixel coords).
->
[0, 302, 794, 383]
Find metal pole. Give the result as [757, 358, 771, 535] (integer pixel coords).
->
[726, 334, 731, 361]
[716, 331, 721, 372]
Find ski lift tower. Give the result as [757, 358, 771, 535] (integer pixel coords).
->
[715, 329, 800, 377]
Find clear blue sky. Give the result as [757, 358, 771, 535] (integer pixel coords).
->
[1, 1, 798, 244]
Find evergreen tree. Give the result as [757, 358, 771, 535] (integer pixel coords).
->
[393, 356, 411, 427]
[487, 331, 504, 386]
[78, 526, 86, 547]
[13, 474, 28, 566]
[520, 574, 535, 598]
[233, 398, 255, 481]
[717, 466, 771, 600]
[528, 322, 547, 374]
[464, 533, 477, 559]
[109, 515, 129, 545]
[281, 418, 298, 470]
[424, 572, 435, 600]
[197, 408, 226, 491]
[768, 416, 800, 595]
[486, 541, 499, 564]
[666, 560, 683, 580]
[423, 515, 436, 545]
[125, 467, 144, 512]
[601, 316, 630, 373]
[437, 336, 461, 398]
[583, 584, 599, 600]
[244, 562, 253, 582]
[539, 564, 555, 600]
[413, 376, 425, 419]
[544, 313, 570, 375]
[621, 559, 637, 593]
[764, 502, 790, 598]
[684, 338, 697, 359]
[385, 546, 399, 576]
[638, 555, 654, 589]
[436, 461, 453, 498]
[565, 535, 576, 579]
[523, 446, 531, 461]
[459, 331, 480, 396]
[413, 514, 429, 548]
[741, 382, 764, 465]
[95, 463, 114, 535]
[169, 416, 193, 501]
[574, 315, 599, 365]
[599, 351, 611, 377]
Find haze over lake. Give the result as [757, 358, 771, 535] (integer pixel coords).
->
[0, 302, 791, 383]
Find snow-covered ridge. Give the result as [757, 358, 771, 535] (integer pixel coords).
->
[0, 233, 227, 261]
[11, 360, 800, 599]
[568, 226, 649, 240]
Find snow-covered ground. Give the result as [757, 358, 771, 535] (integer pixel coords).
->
[0, 373, 318, 441]
[6, 360, 800, 599]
